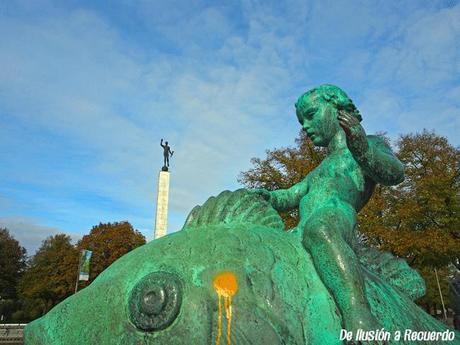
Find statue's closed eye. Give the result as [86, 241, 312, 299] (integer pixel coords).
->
[305, 108, 317, 119]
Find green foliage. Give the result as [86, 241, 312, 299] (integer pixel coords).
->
[0, 228, 27, 299]
[10, 221, 145, 322]
[18, 234, 78, 320]
[416, 266, 451, 310]
[0, 228, 27, 322]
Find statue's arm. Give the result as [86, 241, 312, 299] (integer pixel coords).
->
[160, 139, 165, 148]
[271, 177, 310, 211]
[253, 176, 309, 212]
[361, 136, 405, 186]
[338, 111, 404, 186]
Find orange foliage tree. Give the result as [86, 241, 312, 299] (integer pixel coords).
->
[77, 221, 146, 283]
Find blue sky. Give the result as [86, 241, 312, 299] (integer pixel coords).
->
[0, 0, 459, 255]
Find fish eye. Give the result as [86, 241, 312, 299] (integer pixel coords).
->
[128, 272, 182, 332]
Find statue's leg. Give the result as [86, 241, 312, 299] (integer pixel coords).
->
[299, 204, 380, 336]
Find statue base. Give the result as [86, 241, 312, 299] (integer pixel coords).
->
[154, 170, 170, 239]
[162, 165, 169, 172]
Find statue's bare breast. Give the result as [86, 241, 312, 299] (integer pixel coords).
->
[300, 149, 375, 216]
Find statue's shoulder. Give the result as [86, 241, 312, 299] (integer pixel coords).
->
[366, 134, 388, 145]
[366, 135, 394, 154]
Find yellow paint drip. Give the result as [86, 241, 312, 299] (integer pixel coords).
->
[213, 272, 238, 345]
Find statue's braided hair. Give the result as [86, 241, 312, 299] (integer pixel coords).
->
[295, 84, 362, 122]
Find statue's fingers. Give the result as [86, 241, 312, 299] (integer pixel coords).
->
[337, 109, 350, 118]
[338, 118, 350, 129]
[340, 116, 356, 129]
[339, 111, 357, 126]
[338, 115, 352, 128]
[251, 188, 270, 200]
[339, 121, 352, 136]
[337, 114, 347, 122]
[338, 111, 352, 122]
[347, 115, 359, 126]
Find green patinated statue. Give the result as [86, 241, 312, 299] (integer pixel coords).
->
[24, 85, 459, 345]
[254, 84, 405, 335]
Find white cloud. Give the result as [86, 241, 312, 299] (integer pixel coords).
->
[0, 217, 80, 256]
[341, 3, 460, 144]
[365, 3, 460, 90]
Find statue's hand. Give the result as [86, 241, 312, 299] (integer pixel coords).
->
[337, 110, 369, 158]
[250, 188, 272, 203]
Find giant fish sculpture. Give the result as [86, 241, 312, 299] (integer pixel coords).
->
[24, 189, 459, 345]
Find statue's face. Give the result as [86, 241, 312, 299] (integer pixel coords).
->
[296, 95, 340, 147]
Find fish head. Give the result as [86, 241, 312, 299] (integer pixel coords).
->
[25, 189, 344, 344]
[24, 222, 309, 345]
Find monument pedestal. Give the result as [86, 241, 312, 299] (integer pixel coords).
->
[154, 170, 170, 239]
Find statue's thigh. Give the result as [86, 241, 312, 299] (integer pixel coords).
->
[302, 204, 356, 245]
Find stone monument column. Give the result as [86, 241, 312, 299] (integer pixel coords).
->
[154, 170, 170, 239]
[154, 138, 174, 239]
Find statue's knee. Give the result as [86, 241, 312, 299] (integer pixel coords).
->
[301, 223, 333, 249]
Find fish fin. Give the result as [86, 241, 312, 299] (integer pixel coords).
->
[357, 245, 426, 300]
[182, 189, 284, 231]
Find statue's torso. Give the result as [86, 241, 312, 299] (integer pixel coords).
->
[299, 148, 375, 217]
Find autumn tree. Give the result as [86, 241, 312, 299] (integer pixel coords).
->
[77, 221, 145, 282]
[360, 131, 460, 265]
[14, 222, 145, 322]
[18, 234, 78, 319]
[0, 228, 27, 299]
[359, 130, 460, 309]
[0, 228, 27, 321]
[239, 129, 460, 309]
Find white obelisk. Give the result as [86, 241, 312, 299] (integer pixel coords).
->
[154, 170, 170, 239]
